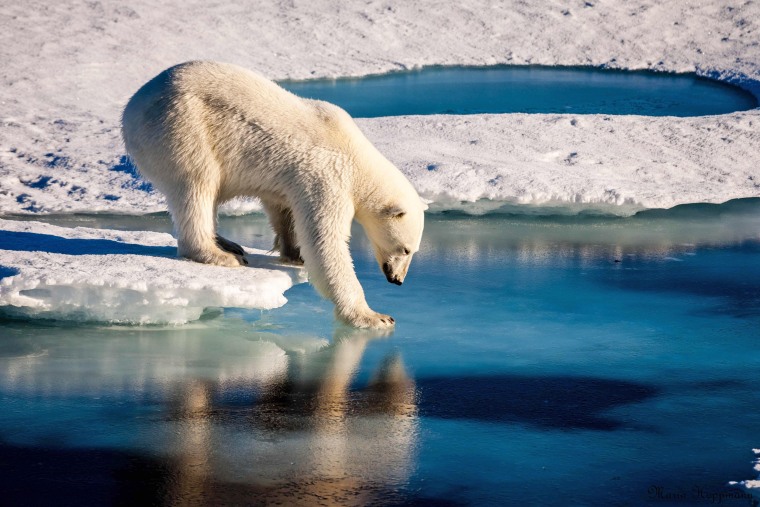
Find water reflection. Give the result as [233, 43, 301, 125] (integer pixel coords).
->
[0, 323, 418, 505]
[8, 199, 760, 274]
[418, 375, 658, 430]
[401, 200, 760, 267]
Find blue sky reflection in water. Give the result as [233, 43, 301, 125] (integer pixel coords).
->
[280, 66, 758, 117]
[1, 201, 760, 505]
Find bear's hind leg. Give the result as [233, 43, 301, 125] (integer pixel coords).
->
[263, 201, 303, 264]
[171, 185, 245, 267]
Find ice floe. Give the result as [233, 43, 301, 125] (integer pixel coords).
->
[362, 112, 760, 213]
[0, 219, 306, 324]
[1, 0, 759, 216]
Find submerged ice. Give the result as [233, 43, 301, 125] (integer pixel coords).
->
[0, 321, 417, 504]
[0, 219, 305, 324]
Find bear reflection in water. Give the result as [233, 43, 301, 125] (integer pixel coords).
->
[0, 324, 418, 505]
[162, 328, 418, 505]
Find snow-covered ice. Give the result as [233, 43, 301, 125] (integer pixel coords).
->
[1, 0, 759, 215]
[1, 0, 760, 322]
[0, 219, 306, 324]
[364, 112, 760, 213]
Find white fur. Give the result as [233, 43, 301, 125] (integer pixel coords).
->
[122, 61, 426, 328]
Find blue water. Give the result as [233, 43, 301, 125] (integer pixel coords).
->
[2, 201, 760, 505]
[280, 66, 758, 117]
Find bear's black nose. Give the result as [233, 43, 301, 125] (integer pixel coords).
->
[383, 262, 403, 285]
[385, 272, 403, 285]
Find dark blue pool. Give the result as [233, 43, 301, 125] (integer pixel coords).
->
[280, 66, 758, 117]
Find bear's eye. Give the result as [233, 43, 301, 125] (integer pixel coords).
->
[381, 205, 406, 219]
[403, 247, 411, 255]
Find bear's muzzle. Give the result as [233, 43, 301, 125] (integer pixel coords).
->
[383, 262, 403, 285]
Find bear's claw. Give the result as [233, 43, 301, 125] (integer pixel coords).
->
[345, 310, 396, 329]
[216, 235, 246, 256]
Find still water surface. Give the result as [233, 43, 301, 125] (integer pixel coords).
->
[1, 201, 760, 505]
[280, 66, 758, 117]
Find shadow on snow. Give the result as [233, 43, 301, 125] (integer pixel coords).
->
[0, 230, 176, 258]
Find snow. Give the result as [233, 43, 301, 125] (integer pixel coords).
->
[0, 219, 306, 324]
[1, 0, 759, 216]
[364, 112, 760, 213]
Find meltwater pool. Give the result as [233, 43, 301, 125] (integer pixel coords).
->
[280, 66, 758, 117]
[1, 201, 759, 505]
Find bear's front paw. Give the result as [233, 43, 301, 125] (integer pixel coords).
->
[344, 309, 395, 329]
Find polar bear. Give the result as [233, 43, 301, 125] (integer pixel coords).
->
[122, 61, 426, 329]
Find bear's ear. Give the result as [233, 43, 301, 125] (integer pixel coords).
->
[381, 204, 406, 218]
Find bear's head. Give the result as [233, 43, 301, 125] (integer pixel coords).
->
[362, 200, 427, 286]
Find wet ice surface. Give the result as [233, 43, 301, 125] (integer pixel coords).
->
[1, 203, 760, 505]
